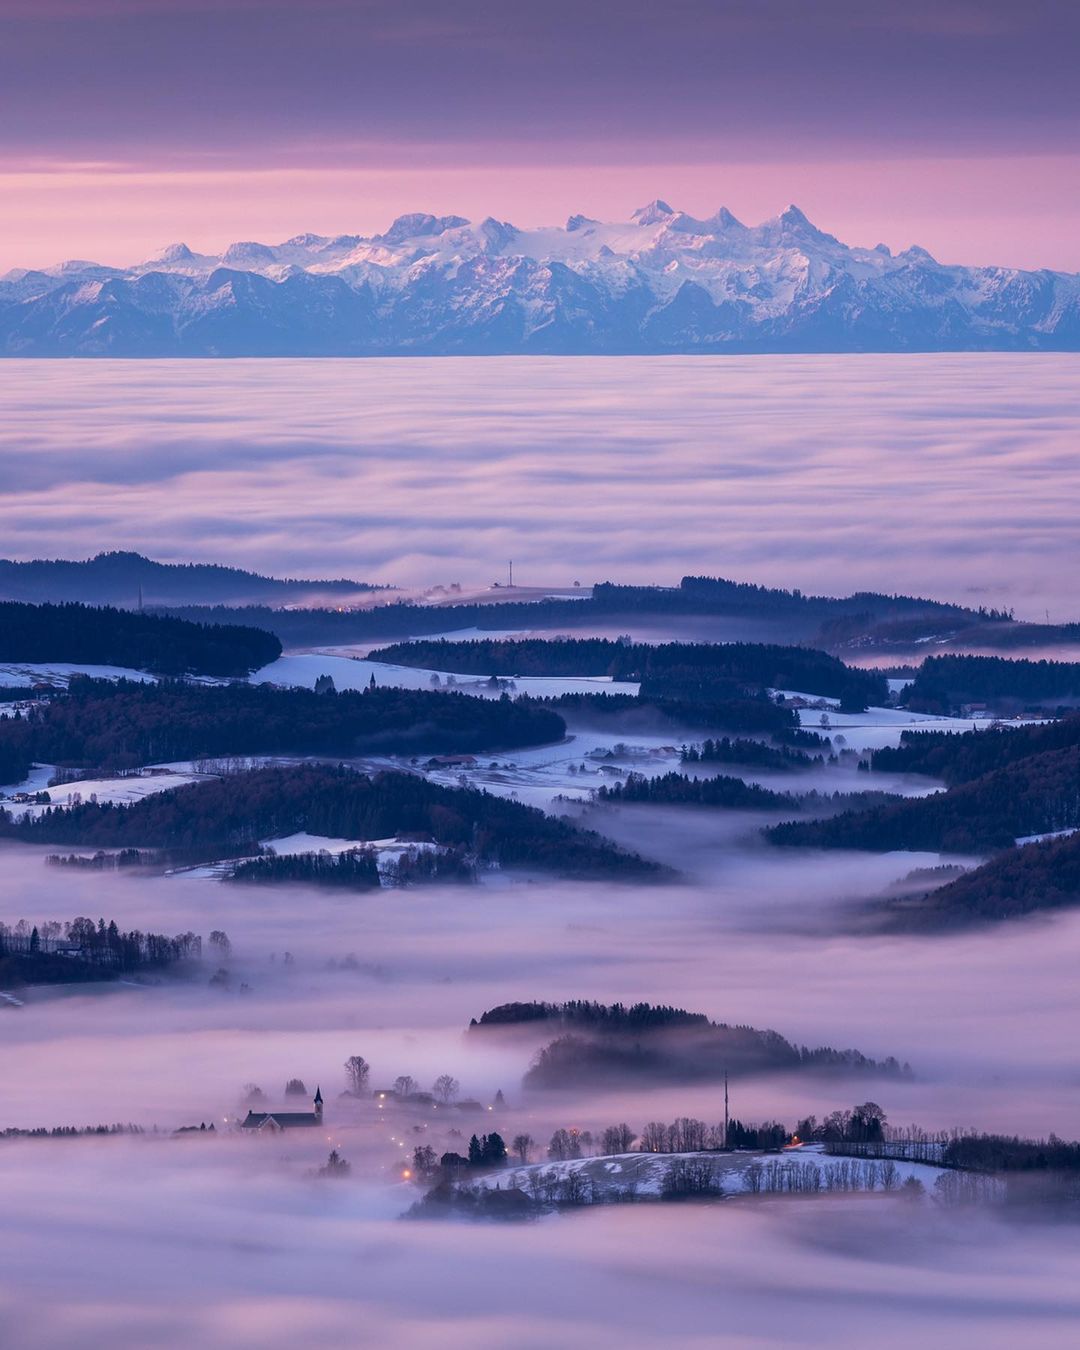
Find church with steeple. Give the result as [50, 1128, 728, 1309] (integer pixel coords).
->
[240, 1086, 323, 1132]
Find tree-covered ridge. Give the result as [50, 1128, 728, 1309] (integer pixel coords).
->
[903, 654, 1080, 713]
[226, 848, 382, 889]
[766, 744, 1080, 854]
[471, 999, 910, 1088]
[542, 690, 797, 735]
[523, 1034, 909, 1089]
[226, 845, 477, 888]
[0, 678, 565, 777]
[869, 716, 1080, 786]
[682, 737, 821, 770]
[593, 771, 800, 811]
[0, 551, 382, 608]
[0, 601, 280, 676]
[368, 637, 887, 706]
[0, 765, 660, 878]
[889, 831, 1080, 926]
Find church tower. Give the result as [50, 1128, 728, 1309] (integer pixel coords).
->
[313, 1086, 323, 1122]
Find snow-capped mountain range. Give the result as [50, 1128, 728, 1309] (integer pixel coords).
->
[3, 201, 1079, 355]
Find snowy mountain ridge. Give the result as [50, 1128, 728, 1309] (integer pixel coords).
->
[3, 201, 1079, 355]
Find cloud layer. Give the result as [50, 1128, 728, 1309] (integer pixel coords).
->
[2, 354, 1079, 620]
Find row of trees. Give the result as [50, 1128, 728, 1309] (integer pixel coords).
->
[593, 770, 798, 811]
[0, 916, 205, 984]
[681, 737, 821, 770]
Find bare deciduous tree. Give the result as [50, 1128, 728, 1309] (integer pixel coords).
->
[433, 1074, 460, 1104]
[344, 1055, 370, 1096]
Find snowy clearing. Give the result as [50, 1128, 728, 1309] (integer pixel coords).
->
[251, 652, 639, 700]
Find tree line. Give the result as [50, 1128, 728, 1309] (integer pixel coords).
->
[0, 916, 202, 985]
[592, 770, 799, 811]
[681, 737, 822, 770]
[542, 690, 798, 736]
[0, 601, 280, 676]
[226, 843, 477, 888]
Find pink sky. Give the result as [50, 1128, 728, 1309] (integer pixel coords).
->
[5, 152, 1080, 273]
[1, 0, 1078, 273]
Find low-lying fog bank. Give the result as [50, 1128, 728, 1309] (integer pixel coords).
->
[2, 847, 1078, 1138]
[1, 1137, 1079, 1349]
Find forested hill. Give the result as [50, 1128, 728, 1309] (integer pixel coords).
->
[369, 638, 887, 708]
[0, 678, 566, 781]
[766, 743, 1080, 854]
[870, 716, 1080, 786]
[0, 552, 381, 608]
[151, 574, 1001, 650]
[470, 1000, 909, 1086]
[0, 765, 660, 879]
[0, 602, 280, 677]
[887, 831, 1080, 927]
[903, 654, 1080, 714]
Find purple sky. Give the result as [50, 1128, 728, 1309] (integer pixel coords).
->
[2, 0, 1079, 269]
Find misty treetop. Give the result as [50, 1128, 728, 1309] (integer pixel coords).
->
[0, 764, 660, 878]
[468, 999, 909, 1087]
[0, 601, 280, 677]
[0, 677, 566, 778]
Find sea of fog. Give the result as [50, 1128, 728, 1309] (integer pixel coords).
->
[4, 352, 1080, 1344]
[3, 353, 1080, 618]
[4, 828, 1080, 1346]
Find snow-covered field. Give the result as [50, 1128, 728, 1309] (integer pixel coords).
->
[252, 651, 640, 700]
[0, 661, 156, 688]
[472, 1145, 949, 1202]
[1, 766, 214, 818]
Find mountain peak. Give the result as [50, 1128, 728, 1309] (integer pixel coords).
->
[379, 213, 470, 244]
[632, 200, 676, 225]
[222, 241, 278, 265]
[151, 242, 196, 264]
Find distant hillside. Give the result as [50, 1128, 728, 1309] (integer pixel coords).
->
[885, 831, 1080, 927]
[158, 574, 1000, 649]
[0, 601, 280, 678]
[767, 743, 1080, 854]
[0, 552, 382, 609]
